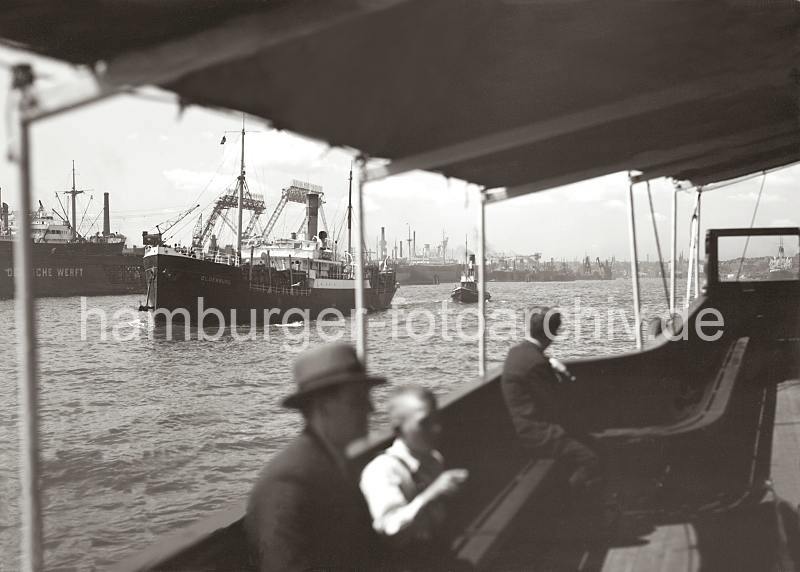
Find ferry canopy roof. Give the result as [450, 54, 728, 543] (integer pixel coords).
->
[1, 0, 799, 198]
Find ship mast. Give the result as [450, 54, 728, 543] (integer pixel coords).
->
[64, 160, 85, 240]
[347, 163, 353, 256]
[236, 115, 245, 260]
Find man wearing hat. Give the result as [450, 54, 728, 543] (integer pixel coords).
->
[501, 307, 602, 496]
[244, 343, 384, 571]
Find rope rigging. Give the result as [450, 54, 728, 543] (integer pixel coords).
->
[646, 181, 671, 313]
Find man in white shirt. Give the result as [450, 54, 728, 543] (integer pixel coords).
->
[360, 385, 468, 562]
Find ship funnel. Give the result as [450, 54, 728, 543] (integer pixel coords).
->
[380, 227, 386, 258]
[103, 192, 111, 236]
[1, 203, 7, 234]
[306, 193, 320, 239]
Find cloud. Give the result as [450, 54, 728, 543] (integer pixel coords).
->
[728, 191, 783, 203]
[163, 168, 225, 192]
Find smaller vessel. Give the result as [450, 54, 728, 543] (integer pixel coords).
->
[451, 253, 491, 303]
[768, 238, 796, 280]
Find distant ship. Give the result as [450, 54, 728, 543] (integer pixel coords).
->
[768, 238, 795, 280]
[394, 230, 461, 285]
[488, 253, 578, 282]
[140, 125, 397, 323]
[0, 163, 144, 299]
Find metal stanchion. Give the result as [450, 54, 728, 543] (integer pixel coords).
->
[354, 156, 367, 364]
[477, 188, 487, 376]
[626, 176, 642, 350]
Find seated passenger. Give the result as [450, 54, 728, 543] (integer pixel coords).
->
[501, 307, 603, 497]
[360, 385, 468, 562]
[244, 343, 383, 571]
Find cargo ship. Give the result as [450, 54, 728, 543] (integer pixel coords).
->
[393, 231, 461, 285]
[140, 128, 397, 324]
[0, 166, 144, 299]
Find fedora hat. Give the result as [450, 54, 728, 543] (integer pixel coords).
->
[282, 343, 386, 408]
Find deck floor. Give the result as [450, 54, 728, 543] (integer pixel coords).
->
[592, 378, 800, 572]
[771, 380, 800, 508]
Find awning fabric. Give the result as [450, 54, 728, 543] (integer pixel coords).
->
[1, 0, 798, 197]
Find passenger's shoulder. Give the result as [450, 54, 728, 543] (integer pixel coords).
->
[360, 451, 405, 488]
[254, 433, 320, 482]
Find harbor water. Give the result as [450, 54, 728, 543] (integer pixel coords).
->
[0, 279, 686, 570]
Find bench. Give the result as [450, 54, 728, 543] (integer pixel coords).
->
[595, 337, 749, 443]
[451, 459, 557, 570]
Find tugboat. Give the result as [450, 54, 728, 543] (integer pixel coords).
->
[451, 254, 490, 303]
[0, 163, 144, 299]
[141, 124, 397, 323]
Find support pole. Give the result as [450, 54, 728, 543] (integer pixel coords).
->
[670, 184, 677, 317]
[16, 116, 43, 572]
[354, 157, 368, 364]
[477, 188, 487, 376]
[695, 188, 702, 298]
[685, 190, 700, 310]
[626, 177, 642, 350]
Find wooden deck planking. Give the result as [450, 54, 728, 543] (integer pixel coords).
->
[601, 523, 699, 572]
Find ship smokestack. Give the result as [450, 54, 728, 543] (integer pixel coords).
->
[400, 240, 403, 258]
[103, 192, 111, 236]
[380, 227, 386, 259]
[306, 193, 320, 239]
[413, 231, 416, 258]
[1, 202, 7, 234]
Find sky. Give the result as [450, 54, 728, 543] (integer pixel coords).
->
[0, 46, 797, 262]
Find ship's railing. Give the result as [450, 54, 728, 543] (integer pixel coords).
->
[248, 282, 310, 296]
[166, 246, 240, 266]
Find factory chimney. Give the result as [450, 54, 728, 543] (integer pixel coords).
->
[103, 192, 111, 236]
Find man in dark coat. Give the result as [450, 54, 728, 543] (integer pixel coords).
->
[501, 307, 602, 494]
[244, 343, 384, 571]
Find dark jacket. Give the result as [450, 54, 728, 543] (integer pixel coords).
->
[501, 340, 568, 456]
[244, 428, 376, 571]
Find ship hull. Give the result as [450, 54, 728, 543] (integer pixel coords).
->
[488, 269, 578, 282]
[143, 253, 397, 323]
[395, 263, 461, 285]
[768, 269, 796, 281]
[450, 286, 491, 303]
[0, 240, 144, 299]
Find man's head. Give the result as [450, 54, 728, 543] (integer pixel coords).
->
[528, 306, 562, 349]
[388, 385, 441, 454]
[283, 343, 384, 449]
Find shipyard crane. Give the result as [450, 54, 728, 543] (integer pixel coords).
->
[192, 188, 265, 249]
[261, 180, 323, 241]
